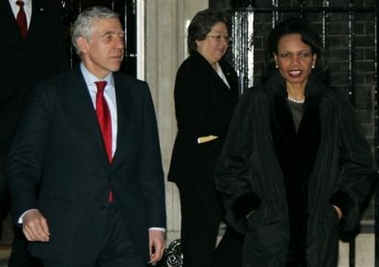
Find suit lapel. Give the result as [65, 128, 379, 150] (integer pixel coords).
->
[68, 67, 109, 162]
[220, 60, 239, 95]
[194, 52, 234, 94]
[0, 0, 24, 43]
[111, 73, 133, 164]
[209, 61, 231, 93]
[27, 0, 43, 41]
[22, 0, 48, 68]
[26, 0, 50, 45]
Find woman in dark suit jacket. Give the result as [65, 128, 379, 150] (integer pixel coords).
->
[168, 8, 243, 267]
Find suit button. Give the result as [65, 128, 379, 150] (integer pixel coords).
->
[101, 205, 107, 211]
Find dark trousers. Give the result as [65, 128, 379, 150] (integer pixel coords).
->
[0, 183, 11, 243]
[176, 180, 244, 267]
[8, 228, 43, 267]
[41, 203, 144, 267]
[0, 145, 11, 241]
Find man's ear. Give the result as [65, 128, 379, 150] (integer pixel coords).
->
[76, 37, 89, 54]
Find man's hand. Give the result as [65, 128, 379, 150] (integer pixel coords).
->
[22, 210, 50, 242]
[148, 230, 165, 265]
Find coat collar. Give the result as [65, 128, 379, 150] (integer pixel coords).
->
[27, 0, 47, 42]
[111, 72, 133, 164]
[69, 66, 104, 149]
[268, 71, 323, 145]
[266, 70, 326, 99]
[191, 51, 238, 94]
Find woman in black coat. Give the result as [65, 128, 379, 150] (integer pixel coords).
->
[215, 18, 376, 267]
[168, 8, 244, 267]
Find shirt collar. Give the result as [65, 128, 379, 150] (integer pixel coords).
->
[80, 63, 114, 89]
[10, 0, 31, 8]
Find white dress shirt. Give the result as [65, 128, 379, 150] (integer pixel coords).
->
[9, 0, 32, 29]
[215, 62, 230, 88]
[80, 64, 118, 157]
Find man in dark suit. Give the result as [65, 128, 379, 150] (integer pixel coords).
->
[7, 5, 166, 267]
[0, 0, 68, 266]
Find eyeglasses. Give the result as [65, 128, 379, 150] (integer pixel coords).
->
[206, 34, 231, 43]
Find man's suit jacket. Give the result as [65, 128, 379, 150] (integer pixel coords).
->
[168, 51, 239, 183]
[7, 66, 166, 264]
[0, 0, 68, 143]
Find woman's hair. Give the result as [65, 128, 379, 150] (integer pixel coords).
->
[71, 6, 120, 55]
[262, 17, 328, 82]
[187, 8, 230, 55]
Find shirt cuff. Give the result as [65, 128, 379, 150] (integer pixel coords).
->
[148, 227, 166, 232]
[18, 209, 39, 224]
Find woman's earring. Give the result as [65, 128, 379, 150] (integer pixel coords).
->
[312, 65, 315, 69]
[275, 65, 279, 69]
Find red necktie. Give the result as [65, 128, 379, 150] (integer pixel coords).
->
[95, 81, 113, 202]
[95, 81, 112, 163]
[16, 1, 27, 39]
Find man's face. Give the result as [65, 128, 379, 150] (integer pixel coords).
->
[78, 18, 125, 79]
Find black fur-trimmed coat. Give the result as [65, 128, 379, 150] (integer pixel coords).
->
[215, 71, 376, 267]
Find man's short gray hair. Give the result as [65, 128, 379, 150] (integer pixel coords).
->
[71, 6, 120, 55]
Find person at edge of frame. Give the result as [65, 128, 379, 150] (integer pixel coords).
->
[0, 0, 69, 266]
